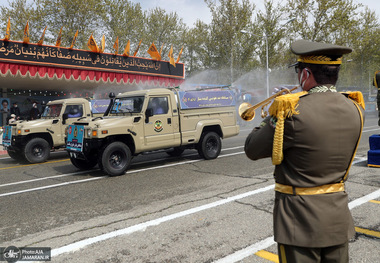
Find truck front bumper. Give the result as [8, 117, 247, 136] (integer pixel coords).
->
[5, 135, 29, 151]
[66, 138, 104, 160]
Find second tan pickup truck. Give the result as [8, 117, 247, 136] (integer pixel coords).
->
[2, 98, 106, 163]
[66, 87, 240, 176]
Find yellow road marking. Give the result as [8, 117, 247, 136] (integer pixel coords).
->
[255, 250, 279, 263]
[355, 227, 380, 238]
[250, 227, 380, 262]
[0, 159, 70, 170]
[369, 200, 380, 204]
[254, 227, 380, 263]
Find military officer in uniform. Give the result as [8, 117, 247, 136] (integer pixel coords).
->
[244, 40, 364, 262]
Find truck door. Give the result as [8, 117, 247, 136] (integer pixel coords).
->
[52, 104, 85, 145]
[143, 96, 178, 149]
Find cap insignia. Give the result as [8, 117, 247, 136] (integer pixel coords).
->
[297, 55, 342, 65]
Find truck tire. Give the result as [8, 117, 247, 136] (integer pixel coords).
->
[24, 138, 50, 163]
[70, 156, 97, 170]
[166, 146, 185, 157]
[197, 131, 221, 160]
[100, 142, 131, 176]
[7, 149, 26, 161]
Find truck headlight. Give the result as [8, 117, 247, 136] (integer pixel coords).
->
[87, 129, 92, 137]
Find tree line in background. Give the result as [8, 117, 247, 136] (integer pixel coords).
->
[1, 0, 379, 93]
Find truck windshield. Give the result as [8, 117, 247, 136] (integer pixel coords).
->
[42, 104, 63, 118]
[110, 96, 144, 114]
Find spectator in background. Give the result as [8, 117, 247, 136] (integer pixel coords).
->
[30, 103, 40, 120]
[10, 102, 21, 120]
[8, 114, 16, 123]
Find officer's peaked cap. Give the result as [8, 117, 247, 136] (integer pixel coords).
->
[291, 39, 352, 65]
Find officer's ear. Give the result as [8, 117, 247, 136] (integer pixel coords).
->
[300, 68, 317, 91]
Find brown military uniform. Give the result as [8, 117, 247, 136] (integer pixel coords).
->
[245, 90, 363, 248]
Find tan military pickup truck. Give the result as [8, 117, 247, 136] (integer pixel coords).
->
[1, 98, 106, 163]
[66, 87, 240, 176]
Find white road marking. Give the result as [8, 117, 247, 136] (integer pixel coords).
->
[1, 140, 376, 261]
[214, 237, 275, 263]
[214, 189, 380, 263]
[0, 151, 367, 198]
[0, 149, 244, 197]
[352, 157, 367, 164]
[47, 186, 380, 261]
[349, 188, 380, 209]
[363, 128, 380, 133]
[0, 177, 104, 197]
[0, 170, 96, 188]
[50, 184, 275, 257]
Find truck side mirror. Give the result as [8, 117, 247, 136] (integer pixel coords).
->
[145, 108, 153, 123]
[62, 113, 68, 124]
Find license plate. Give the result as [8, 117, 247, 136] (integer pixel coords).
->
[2, 126, 12, 147]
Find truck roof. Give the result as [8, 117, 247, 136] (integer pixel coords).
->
[116, 88, 174, 98]
[47, 98, 90, 105]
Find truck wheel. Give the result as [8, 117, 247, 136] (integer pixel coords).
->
[101, 142, 131, 176]
[166, 146, 185, 157]
[24, 138, 50, 163]
[70, 156, 97, 170]
[197, 132, 221, 160]
[7, 149, 25, 161]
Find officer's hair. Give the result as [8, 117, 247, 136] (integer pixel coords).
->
[299, 62, 340, 85]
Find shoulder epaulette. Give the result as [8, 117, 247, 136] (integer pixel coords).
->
[268, 91, 307, 165]
[340, 91, 365, 110]
[268, 91, 308, 119]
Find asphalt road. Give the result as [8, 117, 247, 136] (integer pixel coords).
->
[1, 116, 379, 263]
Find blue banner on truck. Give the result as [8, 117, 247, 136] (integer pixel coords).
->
[91, 99, 110, 114]
[66, 125, 84, 152]
[178, 90, 236, 109]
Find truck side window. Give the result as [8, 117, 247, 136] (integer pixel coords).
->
[148, 97, 168, 115]
[42, 104, 62, 117]
[65, 105, 83, 118]
[133, 98, 144, 112]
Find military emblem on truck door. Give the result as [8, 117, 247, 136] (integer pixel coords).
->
[154, 120, 163, 132]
